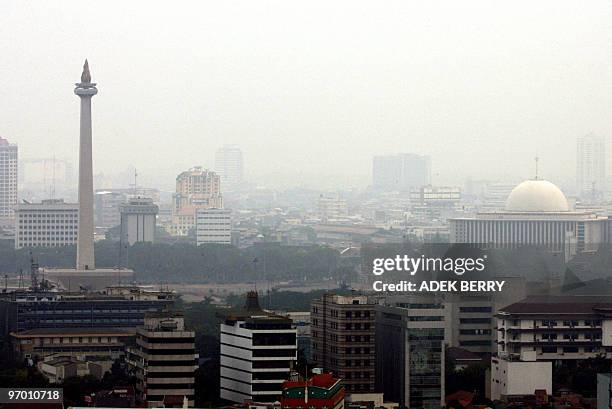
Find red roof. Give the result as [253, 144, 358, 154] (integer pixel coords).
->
[283, 373, 338, 389]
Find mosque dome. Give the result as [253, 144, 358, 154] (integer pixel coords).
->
[505, 179, 569, 212]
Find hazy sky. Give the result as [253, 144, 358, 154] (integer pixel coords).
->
[2, 0, 612, 190]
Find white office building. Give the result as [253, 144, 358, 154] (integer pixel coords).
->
[0, 137, 18, 226]
[220, 292, 297, 404]
[14, 199, 78, 249]
[196, 208, 231, 245]
[119, 197, 158, 245]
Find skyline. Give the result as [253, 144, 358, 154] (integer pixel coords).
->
[3, 1, 612, 190]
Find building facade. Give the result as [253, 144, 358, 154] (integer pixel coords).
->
[496, 295, 612, 362]
[215, 145, 244, 191]
[94, 190, 127, 229]
[0, 137, 18, 226]
[577, 133, 605, 201]
[450, 179, 608, 258]
[317, 195, 349, 222]
[311, 294, 376, 394]
[195, 208, 231, 245]
[14, 199, 78, 249]
[220, 292, 298, 404]
[172, 167, 222, 236]
[127, 311, 197, 407]
[375, 297, 446, 409]
[372, 153, 431, 191]
[119, 197, 158, 245]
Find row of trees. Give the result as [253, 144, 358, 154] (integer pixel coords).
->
[0, 240, 356, 283]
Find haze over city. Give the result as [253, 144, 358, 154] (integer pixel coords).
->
[3, 0, 612, 189]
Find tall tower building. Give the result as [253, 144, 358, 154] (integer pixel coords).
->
[577, 133, 605, 201]
[0, 137, 18, 226]
[215, 145, 243, 191]
[372, 153, 431, 191]
[74, 60, 97, 270]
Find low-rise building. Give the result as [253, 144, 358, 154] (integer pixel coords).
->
[490, 354, 552, 400]
[14, 199, 78, 249]
[196, 208, 231, 245]
[10, 327, 134, 361]
[281, 373, 344, 409]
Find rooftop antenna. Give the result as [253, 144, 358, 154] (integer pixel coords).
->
[51, 154, 57, 200]
[534, 156, 539, 180]
[133, 169, 138, 196]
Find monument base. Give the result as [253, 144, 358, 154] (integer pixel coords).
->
[43, 268, 135, 291]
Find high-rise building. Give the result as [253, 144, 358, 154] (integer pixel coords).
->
[14, 199, 78, 249]
[220, 292, 297, 404]
[195, 208, 231, 245]
[372, 153, 431, 191]
[311, 294, 376, 394]
[171, 167, 222, 236]
[215, 145, 244, 191]
[376, 296, 446, 409]
[119, 197, 158, 245]
[127, 311, 197, 407]
[577, 133, 605, 201]
[0, 137, 18, 226]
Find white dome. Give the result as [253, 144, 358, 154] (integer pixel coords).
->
[505, 180, 569, 212]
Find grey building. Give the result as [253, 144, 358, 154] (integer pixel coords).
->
[119, 197, 158, 245]
[376, 296, 446, 409]
[372, 153, 431, 191]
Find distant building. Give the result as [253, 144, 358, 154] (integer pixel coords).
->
[195, 208, 231, 245]
[376, 296, 446, 409]
[372, 153, 431, 191]
[127, 311, 197, 407]
[281, 373, 345, 409]
[410, 185, 461, 208]
[317, 194, 348, 222]
[311, 294, 376, 394]
[172, 167, 222, 235]
[94, 190, 127, 229]
[0, 137, 18, 226]
[14, 199, 78, 249]
[119, 197, 158, 245]
[215, 145, 244, 191]
[577, 133, 605, 201]
[220, 291, 297, 404]
[450, 179, 609, 258]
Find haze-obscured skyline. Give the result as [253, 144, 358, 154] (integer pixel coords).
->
[2, 0, 612, 190]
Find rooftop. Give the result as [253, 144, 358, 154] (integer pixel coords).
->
[500, 295, 612, 314]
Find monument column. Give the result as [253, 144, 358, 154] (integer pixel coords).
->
[74, 60, 97, 270]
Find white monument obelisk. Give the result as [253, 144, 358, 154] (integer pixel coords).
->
[75, 60, 97, 270]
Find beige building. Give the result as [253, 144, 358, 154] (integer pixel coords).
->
[171, 167, 222, 235]
[127, 311, 197, 407]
